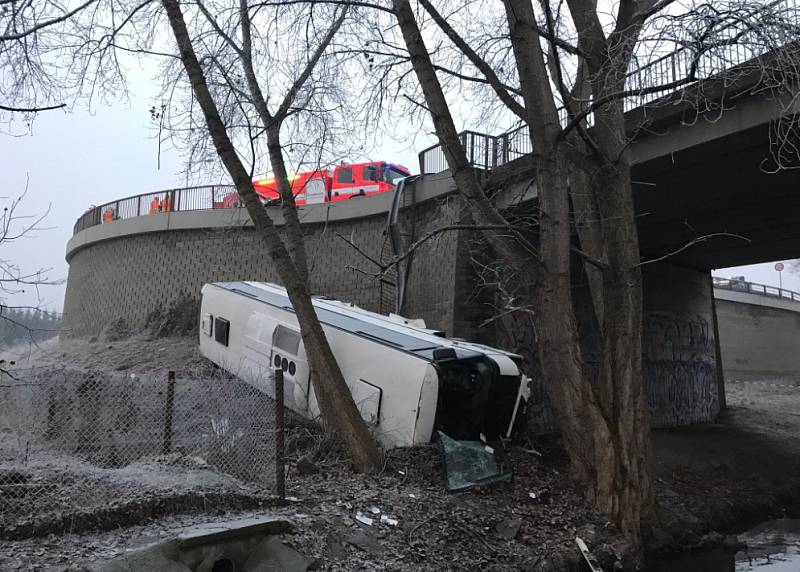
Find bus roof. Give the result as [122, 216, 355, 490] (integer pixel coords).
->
[209, 281, 486, 362]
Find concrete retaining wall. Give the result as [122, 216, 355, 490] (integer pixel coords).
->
[63, 174, 466, 338]
[715, 291, 800, 381]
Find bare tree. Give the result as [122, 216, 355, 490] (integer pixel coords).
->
[0, 189, 63, 367]
[341, 0, 800, 552]
[0, 0, 101, 119]
[1, 0, 383, 470]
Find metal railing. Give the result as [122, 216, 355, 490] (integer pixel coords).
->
[73, 185, 237, 235]
[713, 276, 800, 302]
[418, 0, 798, 174]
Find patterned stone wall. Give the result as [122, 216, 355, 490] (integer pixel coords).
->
[63, 196, 462, 338]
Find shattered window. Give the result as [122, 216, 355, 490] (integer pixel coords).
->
[437, 431, 512, 492]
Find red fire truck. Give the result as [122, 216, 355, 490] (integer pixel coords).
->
[219, 161, 411, 208]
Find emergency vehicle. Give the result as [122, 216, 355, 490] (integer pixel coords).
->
[219, 161, 411, 208]
[199, 281, 531, 449]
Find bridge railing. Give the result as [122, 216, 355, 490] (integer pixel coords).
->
[713, 276, 800, 303]
[418, 0, 797, 174]
[73, 185, 237, 235]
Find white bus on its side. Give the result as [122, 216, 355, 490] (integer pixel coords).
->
[199, 281, 530, 449]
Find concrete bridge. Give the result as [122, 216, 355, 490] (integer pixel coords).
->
[416, 51, 800, 270]
[62, 16, 800, 433]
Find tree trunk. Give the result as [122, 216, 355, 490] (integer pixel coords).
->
[394, 0, 654, 550]
[161, 0, 382, 472]
[265, 123, 310, 284]
[531, 157, 596, 483]
[587, 162, 654, 547]
[392, 0, 534, 274]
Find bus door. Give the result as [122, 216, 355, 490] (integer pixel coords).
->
[270, 324, 313, 412]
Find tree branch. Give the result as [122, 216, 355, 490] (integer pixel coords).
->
[0, 103, 66, 113]
[275, 6, 349, 120]
[0, 0, 97, 41]
[418, 0, 526, 121]
[637, 233, 751, 267]
[252, 0, 394, 14]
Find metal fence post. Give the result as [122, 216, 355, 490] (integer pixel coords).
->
[275, 369, 286, 499]
[162, 370, 176, 455]
[46, 386, 58, 440]
[469, 133, 475, 165]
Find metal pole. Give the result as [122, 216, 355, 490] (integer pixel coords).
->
[162, 370, 176, 455]
[46, 387, 58, 440]
[274, 369, 286, 499]
[470, 133, 475, 165]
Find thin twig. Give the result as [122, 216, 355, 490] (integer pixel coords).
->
[637, 232, 750, 266]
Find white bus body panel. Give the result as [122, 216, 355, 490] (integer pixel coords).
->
[199, 283, 438, 448]
[199, 281, 526, 449]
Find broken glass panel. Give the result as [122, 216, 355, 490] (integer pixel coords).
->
[437, 431, 512, 492]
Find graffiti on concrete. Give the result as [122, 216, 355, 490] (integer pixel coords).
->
[643, 313, 713, 362]
[643, 313, 720, 427]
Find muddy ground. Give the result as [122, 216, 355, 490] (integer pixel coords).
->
[1, 336, 800, 570]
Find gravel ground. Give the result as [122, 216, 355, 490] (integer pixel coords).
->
[725, 377, 800, 447]
[5, 335, 208, 376]
[2, 337, 800, 570]
[0, 444, 606, 571]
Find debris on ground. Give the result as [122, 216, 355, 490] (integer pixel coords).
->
[296, 456, 320, 475]
[354, 513, 373, 526]
[437, 431, 512, 492]
[380, 515, 399, 526]
[575, 536, 603, 572]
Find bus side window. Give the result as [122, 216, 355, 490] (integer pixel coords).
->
[363, 165, 379, 181]
[337, 167, 353, 184]
[274, 324, 300, 355]
[214, 317, 230, 346]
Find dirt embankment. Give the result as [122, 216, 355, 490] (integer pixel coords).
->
[1, 336, 800, 570]
[651, 378, 800, 544]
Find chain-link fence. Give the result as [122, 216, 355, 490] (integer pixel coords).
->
[0, 366, 284, 534]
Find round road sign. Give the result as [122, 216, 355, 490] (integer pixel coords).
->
[775, 262, 785, 272]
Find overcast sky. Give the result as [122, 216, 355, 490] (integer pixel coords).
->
[1, 78, 798, 313]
